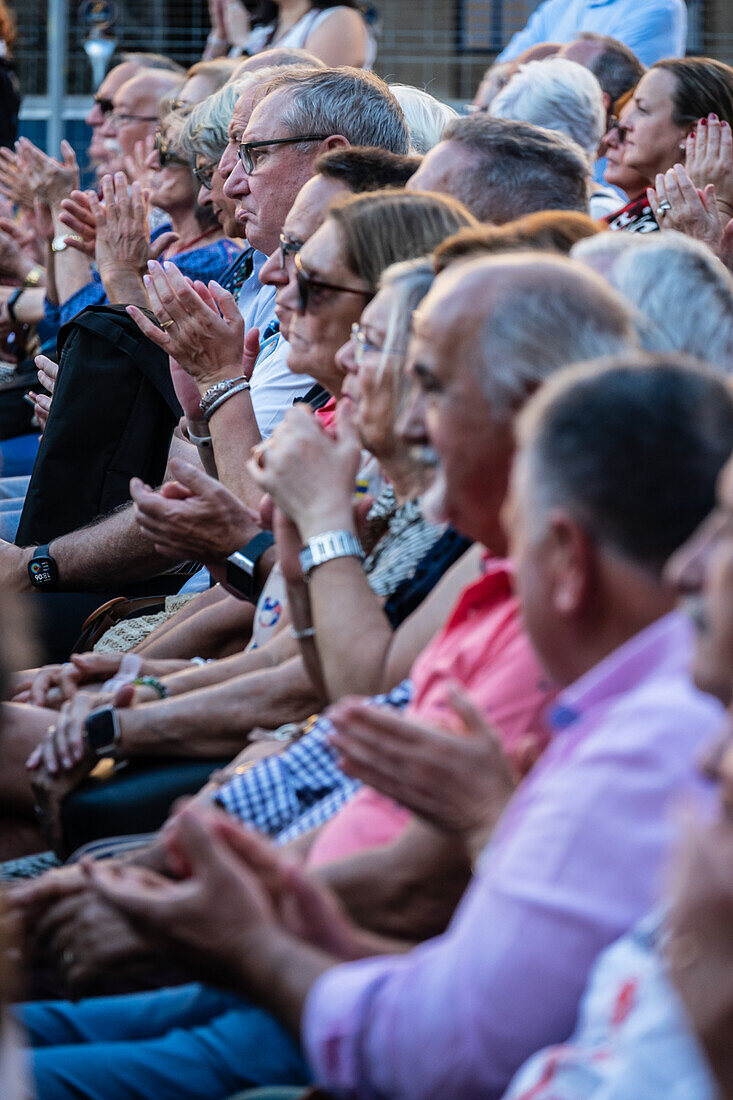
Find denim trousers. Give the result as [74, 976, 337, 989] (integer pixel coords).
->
[16, 982, 311, 1100]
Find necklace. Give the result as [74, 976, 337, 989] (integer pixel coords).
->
[163, 225, 220, 258]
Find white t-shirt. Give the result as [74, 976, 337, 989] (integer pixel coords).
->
[242, 7, 377, 68]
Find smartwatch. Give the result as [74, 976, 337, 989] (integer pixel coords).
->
[84, 705, 121, 757]
[27, 544, 59, 590]
[225, 531, 275, 602]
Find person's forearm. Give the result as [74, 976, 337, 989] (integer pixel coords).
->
[233, 924, 335, 1038]
[11, 286, 46, 325]
[15, 253, 47, 288]
[315, 820, 471, 942]
[158, 622, 298, 697]
[99, 263, 149, 309]
[206, 390, 263, 510]
[51, 206, 92, 304]
[118, 655, 319, 758]
[286, 578, 328, 699]
[45, 242, 58, 304]
[46, 505, 179, 590]
[308, 557, 394, 701]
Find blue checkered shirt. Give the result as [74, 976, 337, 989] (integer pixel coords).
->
[215, 680, 413, 844]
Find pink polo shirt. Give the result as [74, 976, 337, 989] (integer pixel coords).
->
[307, 556, 554, 867]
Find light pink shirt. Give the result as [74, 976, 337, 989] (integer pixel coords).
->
[303, 611, 723, 1098]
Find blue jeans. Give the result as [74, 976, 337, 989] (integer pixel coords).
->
[16, 982, 311, 1100]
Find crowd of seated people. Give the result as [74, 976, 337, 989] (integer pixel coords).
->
[0, 18, 731, 1100]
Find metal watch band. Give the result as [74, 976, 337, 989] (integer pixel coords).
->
[199, 376, 250, 420]
[299, 530, 364, 579]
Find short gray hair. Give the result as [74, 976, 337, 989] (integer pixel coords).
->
[172, 65, 296, 161]
[388, 84, 458, 153]
[491, 58, 606, 158]
[516, 355, 733, 573]
[262, 67, 410, 153]
[442, 116, 590, 223]
[574, 231, 733, 372]
[469, 253, 637, 417]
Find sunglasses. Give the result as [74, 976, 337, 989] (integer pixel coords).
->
[607, 115, 628, 142]
[155, 132, 190, 169]
[193, 161, 217, 189]
[278, 232, 303, 269]
[294, 252, 370, 313]
[94, 95, 115, 115]
[237, 134, 329, 174]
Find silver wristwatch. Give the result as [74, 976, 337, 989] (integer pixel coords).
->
[299, 530, 364, 580]
[199, 376, 250, 421]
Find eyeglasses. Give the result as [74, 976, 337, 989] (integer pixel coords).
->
[107, 110, 160, 127]
[237, 134, 329, 174]
[193, 161, 217, 189]
[154, 132, 190, 169]
[607, 115, 628, 142]
[350, 322, 406, 366]
[94, 95, 115, 115]
[278, 232, 303, 269]
[294, 252, 370, 313]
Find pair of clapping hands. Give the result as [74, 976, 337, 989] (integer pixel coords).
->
[647, 115, 733, 263]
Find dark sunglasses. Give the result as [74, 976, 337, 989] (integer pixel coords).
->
[193, 162, 217, 189]
[607, 115, 628, 142]
[237, 134, 329, 174]
[154, 131, 190, 169]
[94, 95, 115, 115]
[278, 232, 303, 269]
[293, 252, 370, 313]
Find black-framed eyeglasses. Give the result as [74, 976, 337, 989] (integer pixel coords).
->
[154, 131, 190, 169]
[193, 161, 217, 189]
[278, 232, 303, 269]
[607, 115, 628, 142]
[94, 95, 115, 115]
[238, 134, 329, 175]
[294, 252, 370, 313]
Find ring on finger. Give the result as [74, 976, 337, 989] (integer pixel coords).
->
[160, 319, 176, 330]
[656, 200, 672, 218]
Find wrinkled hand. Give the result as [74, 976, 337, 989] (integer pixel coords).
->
[667, 816, 733, 1096]
[685, 114, 733, 220]
[58, 189, 97, 256]
[249, 401, 361, 539]
[38, 885, 160, 997]
[14, 651, 126, 708]
[5, 864, 87, 943]
[130, 457, 260, 563]
[92, 174, 178, 280]
[128, 262, 253, 390]
[0, 216, 35, 279]
[648, 165, 724, 253]
[17, 138, 80, 208]
[123, 135, 154, 190]
[27, 682, 134, 776]
[0, 147, 33, 209]
[330, 688, 527, 860]
[85, 805, 281, 987]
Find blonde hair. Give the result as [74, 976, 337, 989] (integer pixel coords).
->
[328, 188, 477, 291]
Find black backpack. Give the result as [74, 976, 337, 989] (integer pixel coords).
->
[16, 304, 182, 547]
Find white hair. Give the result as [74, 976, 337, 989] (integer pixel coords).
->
[590, 231, 733, 373]
[490, 58, 606, 159]
[388, 84, 459, 154]
[172, 66, 288, 160]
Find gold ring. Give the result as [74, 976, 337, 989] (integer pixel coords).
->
[161, 319, 175, 330]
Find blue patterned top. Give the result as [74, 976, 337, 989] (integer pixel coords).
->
[44, 233, 243, 332]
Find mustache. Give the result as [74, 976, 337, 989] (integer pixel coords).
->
[409, 443, 441, 469]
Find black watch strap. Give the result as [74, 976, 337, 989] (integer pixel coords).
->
[225, 531, 275, 602]
[28, 544, 59, 590]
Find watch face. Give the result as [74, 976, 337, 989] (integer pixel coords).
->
[84, 707, 119, 754]
[28, 556, 58, 589]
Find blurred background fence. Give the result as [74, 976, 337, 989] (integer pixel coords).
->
[10, 0, 733, 171]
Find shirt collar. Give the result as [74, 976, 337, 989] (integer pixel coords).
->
[548, 610, 693, 733]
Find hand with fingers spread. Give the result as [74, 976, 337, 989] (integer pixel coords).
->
[17, 138, 80, 209]
[58, 190, 98, 257]
[685, 114, 733, 221]
[0, 146, 33, 209]
[249, 401, 362, 541]
[130, 457, 261, 563]
[648, 164, 724, 253]
[329, 688, 530, 861]
[0, 216, 39, 281]
[127, 262, 250, 391]
[123, 135, 155, 190]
